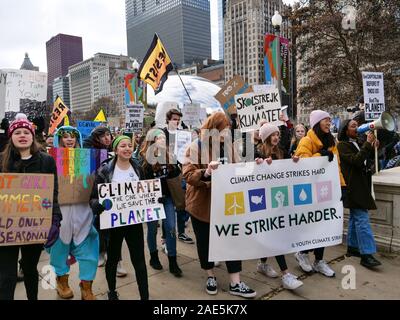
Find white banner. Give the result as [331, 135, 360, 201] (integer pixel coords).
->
[0, 69, 47, 113]
[98, 179, 165, 229]
[125, 104, 144, 133]
[174, 130, 192, 164]
[362, 72, 385, 121]
[210, 157, 343, 261]
[235, 88, 283, 132]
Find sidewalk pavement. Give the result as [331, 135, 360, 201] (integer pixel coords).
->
[15, 223, 400, 300]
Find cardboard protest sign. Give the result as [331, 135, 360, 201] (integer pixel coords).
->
[77, 121, 102, 140]
[48, 97, 70, 135]
[235, 87, 283, 132]
[48, 148, 108, 205]
[182, 103, 201, 127]
[174, 130, 192, 164]
[362, 72, 385, 121]
[214, 75, 252, 114]
[98, 179, 166, 230]
[209, 157, 343, 261]
[125, 104, 144, 133]
[0, 174, 54, 246]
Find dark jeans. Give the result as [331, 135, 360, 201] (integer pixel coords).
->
[176, 209, 190, 235]
[302, 247, 325, 261]
[260, 255, 288, 272]
[191, 215, 241, 273]
[105, 224, 149, 300]
[0, 244, 43, 300]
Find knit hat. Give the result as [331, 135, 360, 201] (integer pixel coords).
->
[309, 110, 331, 129]
[8, 113, 35, 138]
[259, 123, 280, 142]
[112, 135, 131, 150]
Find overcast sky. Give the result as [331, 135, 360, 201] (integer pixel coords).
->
[0, 0, 297, 72]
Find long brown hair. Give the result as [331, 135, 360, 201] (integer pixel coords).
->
[258, 135, 284, 160]
[199, 112, 231, 160]
[0, 137, 42, 172]
[139, 129, 175, 172]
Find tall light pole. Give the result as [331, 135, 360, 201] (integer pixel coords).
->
[271, 11, 282, 101]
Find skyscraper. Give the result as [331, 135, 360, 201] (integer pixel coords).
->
[217, 0, 227, 60]
[125, 0, 211, 65]
[46, 34, 83, 103]
[224, 0, 287, 85]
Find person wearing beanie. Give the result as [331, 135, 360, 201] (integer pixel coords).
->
[294, 110, 345, 278]
[49, 126, 99, 300]
[90, 135, 149, 300]
[137, 129, 185, 278]
[337, 119, 382, 269]
[0, 113, 62, 300]
[253, 123, 303, 290]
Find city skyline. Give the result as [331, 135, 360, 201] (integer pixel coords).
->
[0, 0, 297, 72]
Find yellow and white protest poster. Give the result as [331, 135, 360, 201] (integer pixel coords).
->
[209, 157, 343, 261]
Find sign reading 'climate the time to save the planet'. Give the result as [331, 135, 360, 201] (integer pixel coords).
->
[209, 157, 343, 261]
[98, 179, 166, 230]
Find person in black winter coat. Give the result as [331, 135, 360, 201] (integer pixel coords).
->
[337, 119, 382, 269]
[0, 114, 62, 300]
[90, 136, 149, 300]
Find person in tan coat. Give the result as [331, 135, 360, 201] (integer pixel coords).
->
[183, 112, 256, 299]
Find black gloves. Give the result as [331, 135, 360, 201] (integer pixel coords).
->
[158, 196, 166, 204]
[320, 149, 334, 162]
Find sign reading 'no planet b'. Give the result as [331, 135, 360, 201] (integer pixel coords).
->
[209, 157, 343, 261]
[235, 87, 282, 132]
[98, 179, 165, 230]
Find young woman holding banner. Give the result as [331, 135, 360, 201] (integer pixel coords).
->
[48, 126, 99, 300]
[0, 113, 62, 300]
[90, 136, 149, 300]
[254, 123, 304, 290]
[294, 110, 345, 277]
[182, 112, 256, 299]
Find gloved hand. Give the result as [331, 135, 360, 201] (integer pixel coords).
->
[158, 196, 166, 204]
[44, 215, 61, 249]
[320, 149, 334, 162]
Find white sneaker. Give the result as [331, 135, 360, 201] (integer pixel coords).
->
[313, 260, 335, 277]
[117, 261, 128, 277]
[257, 262, 279, 278]
[282, 273, 303, 290]
[98, 252, 106, 267]
[294, 252, 313, 273]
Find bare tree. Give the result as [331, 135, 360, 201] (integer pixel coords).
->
[290, 0, 400, 115]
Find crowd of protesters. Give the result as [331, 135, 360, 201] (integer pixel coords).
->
[0, 97, 398, 300]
